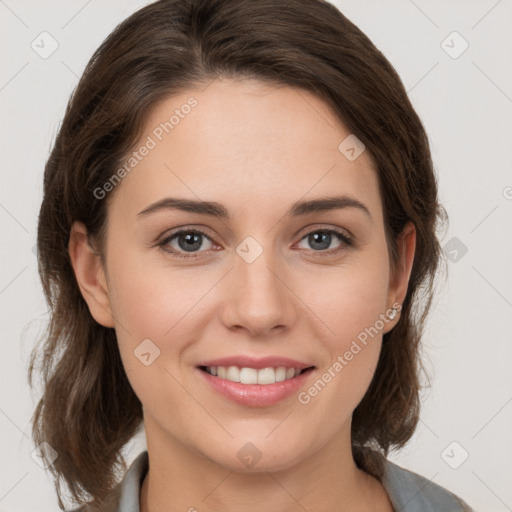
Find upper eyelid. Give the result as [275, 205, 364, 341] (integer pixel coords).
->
[160, 224, 352, 240]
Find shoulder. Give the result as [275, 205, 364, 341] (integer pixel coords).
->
[64, 486, 122, 512]
[381, 458, 476, 511]
[64, 451, 148, 512]
[65, 452, 477, 512]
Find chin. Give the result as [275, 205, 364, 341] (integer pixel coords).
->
[199, 436, 310, 474]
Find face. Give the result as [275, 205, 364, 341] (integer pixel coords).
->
[72, 77, 412, 473]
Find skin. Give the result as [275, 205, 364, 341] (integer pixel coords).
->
[69, 77, 415, 512]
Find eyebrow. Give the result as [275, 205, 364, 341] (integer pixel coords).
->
[137, 195, 372, 220]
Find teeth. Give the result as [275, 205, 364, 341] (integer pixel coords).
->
[205, 366, 305, 385]
[240, 367, 257, 384]
[275, 367, 287, 382]
[226, 366, 240, 382]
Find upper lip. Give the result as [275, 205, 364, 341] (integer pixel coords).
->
[197, 355, 315, 370]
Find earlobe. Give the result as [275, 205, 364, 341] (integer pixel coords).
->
[68, 221, 115, 328]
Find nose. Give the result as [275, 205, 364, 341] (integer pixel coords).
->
[219, 244, 298, 337]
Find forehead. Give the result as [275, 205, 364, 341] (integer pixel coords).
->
[108, 77, 381, 222]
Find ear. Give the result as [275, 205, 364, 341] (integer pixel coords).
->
[384, 221, 416, 331]
[68, 221, 115, 328]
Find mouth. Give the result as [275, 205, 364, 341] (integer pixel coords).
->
[197, 365, 316, 385]
[196, 364, 317, 407]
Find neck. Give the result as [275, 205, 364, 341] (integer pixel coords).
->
[139, 416, 393, 512]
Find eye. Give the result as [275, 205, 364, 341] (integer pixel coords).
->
[296, 227, 352, 255]
[157, 226, 353, 259]
[158, 229, 214, 258]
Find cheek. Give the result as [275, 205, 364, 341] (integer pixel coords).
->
[107, 265, 203, 410]
[293, 249, 390, 406]
[104, 246, 197, 371]
[106, 241, 206, 335]
[297, 247, 390, 343]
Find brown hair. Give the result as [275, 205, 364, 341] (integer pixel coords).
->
[29, 0, 445, 508]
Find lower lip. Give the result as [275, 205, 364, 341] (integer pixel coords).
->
[196, 367, 315, 407]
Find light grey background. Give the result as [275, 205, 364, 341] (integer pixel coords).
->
[1, 1, 511, 510]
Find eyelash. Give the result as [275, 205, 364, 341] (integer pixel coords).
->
[157, 226, 353, 259]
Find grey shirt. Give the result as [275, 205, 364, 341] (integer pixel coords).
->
[69, 450, 476, 511]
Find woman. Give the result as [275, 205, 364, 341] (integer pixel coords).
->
[29, 0, 475, 510]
